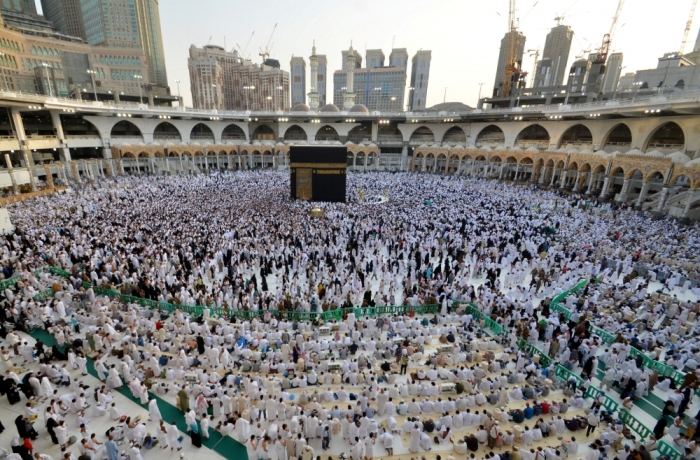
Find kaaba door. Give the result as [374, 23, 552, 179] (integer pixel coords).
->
[296, 168, 312, 200]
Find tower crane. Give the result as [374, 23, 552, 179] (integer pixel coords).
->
[259, 23, 278, 64]
[679, 0, 698, 55]
[527, 48, 540, 87]
[595, 0, 624, 65]
[236, 31, 255, 60]
[500, 0, 523, 98]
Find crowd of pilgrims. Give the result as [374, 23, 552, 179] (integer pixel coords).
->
[0, 170, 698, 460]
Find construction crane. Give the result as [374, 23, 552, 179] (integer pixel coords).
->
[259, 23, 277, 64]
[527, 48, 540, 87]
[500, 0, 523, 98]
[680, 0, 698, 55]
[236, 31, 255, 60]
[594, 0, 624, 65]
[554, 11, 589, 26]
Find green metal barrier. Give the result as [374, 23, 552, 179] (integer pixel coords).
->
[516, 337, 552, 367]
[0, 275, 21, 291]
[588, 324, 616, 344]
[657, 441, 682, 460]
[619, 408, 652, 441]
[33, 287, 55, 301]
[584, 384, 619, 412]
[554, 364, 584, 387]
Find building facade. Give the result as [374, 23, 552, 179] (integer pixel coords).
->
[0, 11, 155, 101]
[390, 48, 408, 69]
[533, 25, 573, 88]
[188, 55, 223, 110]
[493, 30, 526, 97]
[317, 54, 327, 106]
[634, 53, 700, 92]
[188, 44, 290, 112]
[41, 0, 168, 86]
[40, 0, 86, 38]
[601, 52, 624, 94]
[290, 56, 305, 106]
[409, 50, 431, 111]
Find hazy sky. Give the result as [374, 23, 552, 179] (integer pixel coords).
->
[65, 0, 700, 108]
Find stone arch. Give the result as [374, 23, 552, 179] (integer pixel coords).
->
[122, 151, 137, 158]
[669, 174, 691, 188]
[644, 121, 685, 152]
[284, 124, 308, 141]
[349, 124, 371, 142]
[567, 161, 579, 171]
[602, 123, 632, 152]
[222, 124, 246, 140]
[168, 151, 179, 157]
[138, 151, 150, 158]
[475, 125, 505, 147]
[442, 126, 467, 143]
[515, 124, 550, 149]
[315, 125, 339, 142]
[252, 124, 276, 141]
[190, 123, 215, 141]
[111, 120, 143, 140]
[558, 124, 593, 148]
[644, 170, 666, 183]
[61, 117, 102, 137]
[410, 126, 435, 144]
[153, 122, 182, 142]
[592, 164, 606, 174]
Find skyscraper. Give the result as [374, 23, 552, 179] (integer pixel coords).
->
[365, 49, 384, 68]
[40, 0, 86, 38]
[601, 52, 624, 93]
[290, 56, 306, 106]
[493, 30, 526, 97]
[317, 54, 327, 105]
[134, 0, 168, 86]
[188, 54, 224, 110]
[409, 50, 431, 111]
[188, 44, 290, 111]
[42, 0, 168, 86]
[390, 48, 408, 69]
[533, 24, 573, 88]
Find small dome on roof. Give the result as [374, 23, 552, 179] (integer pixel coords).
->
[226, 141, 238, 146]
[453, 143, 464, 149]
[686, 157, 700, 166]
[134, 141, 146, 146]
[495, 146, 507, 151]
[625, 148, 644, 156]
[164, 142, 175, 147]
[349, 104, 369, 114]
[320, 103, 340, 113]
[510, 146, 523, 152]
[526, 147, 539, 153]
[119, 142, 131, 147]
[190, 141, 201, 146]
[204, 142, 212, 147]
[345, 141, 354, 146]
[645, 149, 665, 158]
[150, 141, 161, 146]
[333, 140, 342, 145]
[291, 103, 311, 112]
[667, 150, 692, 164]
[275, 142, 285, 146]
[567, 148, 579, 154]
[481, 146, 492, 152]
[466, 145, 477, 150]
[579, 149, 594, 154]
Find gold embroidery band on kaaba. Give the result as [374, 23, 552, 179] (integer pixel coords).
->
[290, 163, 348, 168]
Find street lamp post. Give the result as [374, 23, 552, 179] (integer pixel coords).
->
[658, 56, 674, 96]
[612, 66, 625, 101]
[477, 82, 484, 103]
[134, 75, 143, 104]
[87, 69, 98, 101]
[244, 85, 255, 111]
[175, 80, 181, 106]
[42, 62, 53, 97]
[406, 86, 414, 111]
[564, 72, 575, 105]
[443, 87, 448, 104]
[0, 52, 9, 91]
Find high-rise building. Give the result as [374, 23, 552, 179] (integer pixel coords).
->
[188, 55, 224, 110]
[42, 0, 168, 86]
[365, 49, 384, 68]
[40, 0, 86, 38]
[188, 44, 290, 111]
[341, 48, 362, 70]
[389, 48, 408, 69]
[601, 52, 624, 93]
[333, 47, 415, 112]
[317, 54, 327, 105]
[533, 25, 573, 88]
[134, 0, 167, 86]
[80, 0, 141, 48]
[290, 55, 306, 106]
[493, 30, 526, 97]
[617, 72, 635, 91]
[567, 58, 590, 93]
[409, 50, 431, 111]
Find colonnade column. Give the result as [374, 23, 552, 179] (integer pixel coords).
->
[5, 153, 18, 194]
[599, 177, 610, 198]
[635, 182, 651, 208]
[617, 179, 631, 202]
[50, 111, 72, 163]
[682, 190, 696, 218]
[656, 187, 669, 212]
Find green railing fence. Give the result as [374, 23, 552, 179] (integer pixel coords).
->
[618, 408, 653, 441]
[657, 441, 683, 460]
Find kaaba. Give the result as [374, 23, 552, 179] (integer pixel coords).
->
[290, 146, 347, 202]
